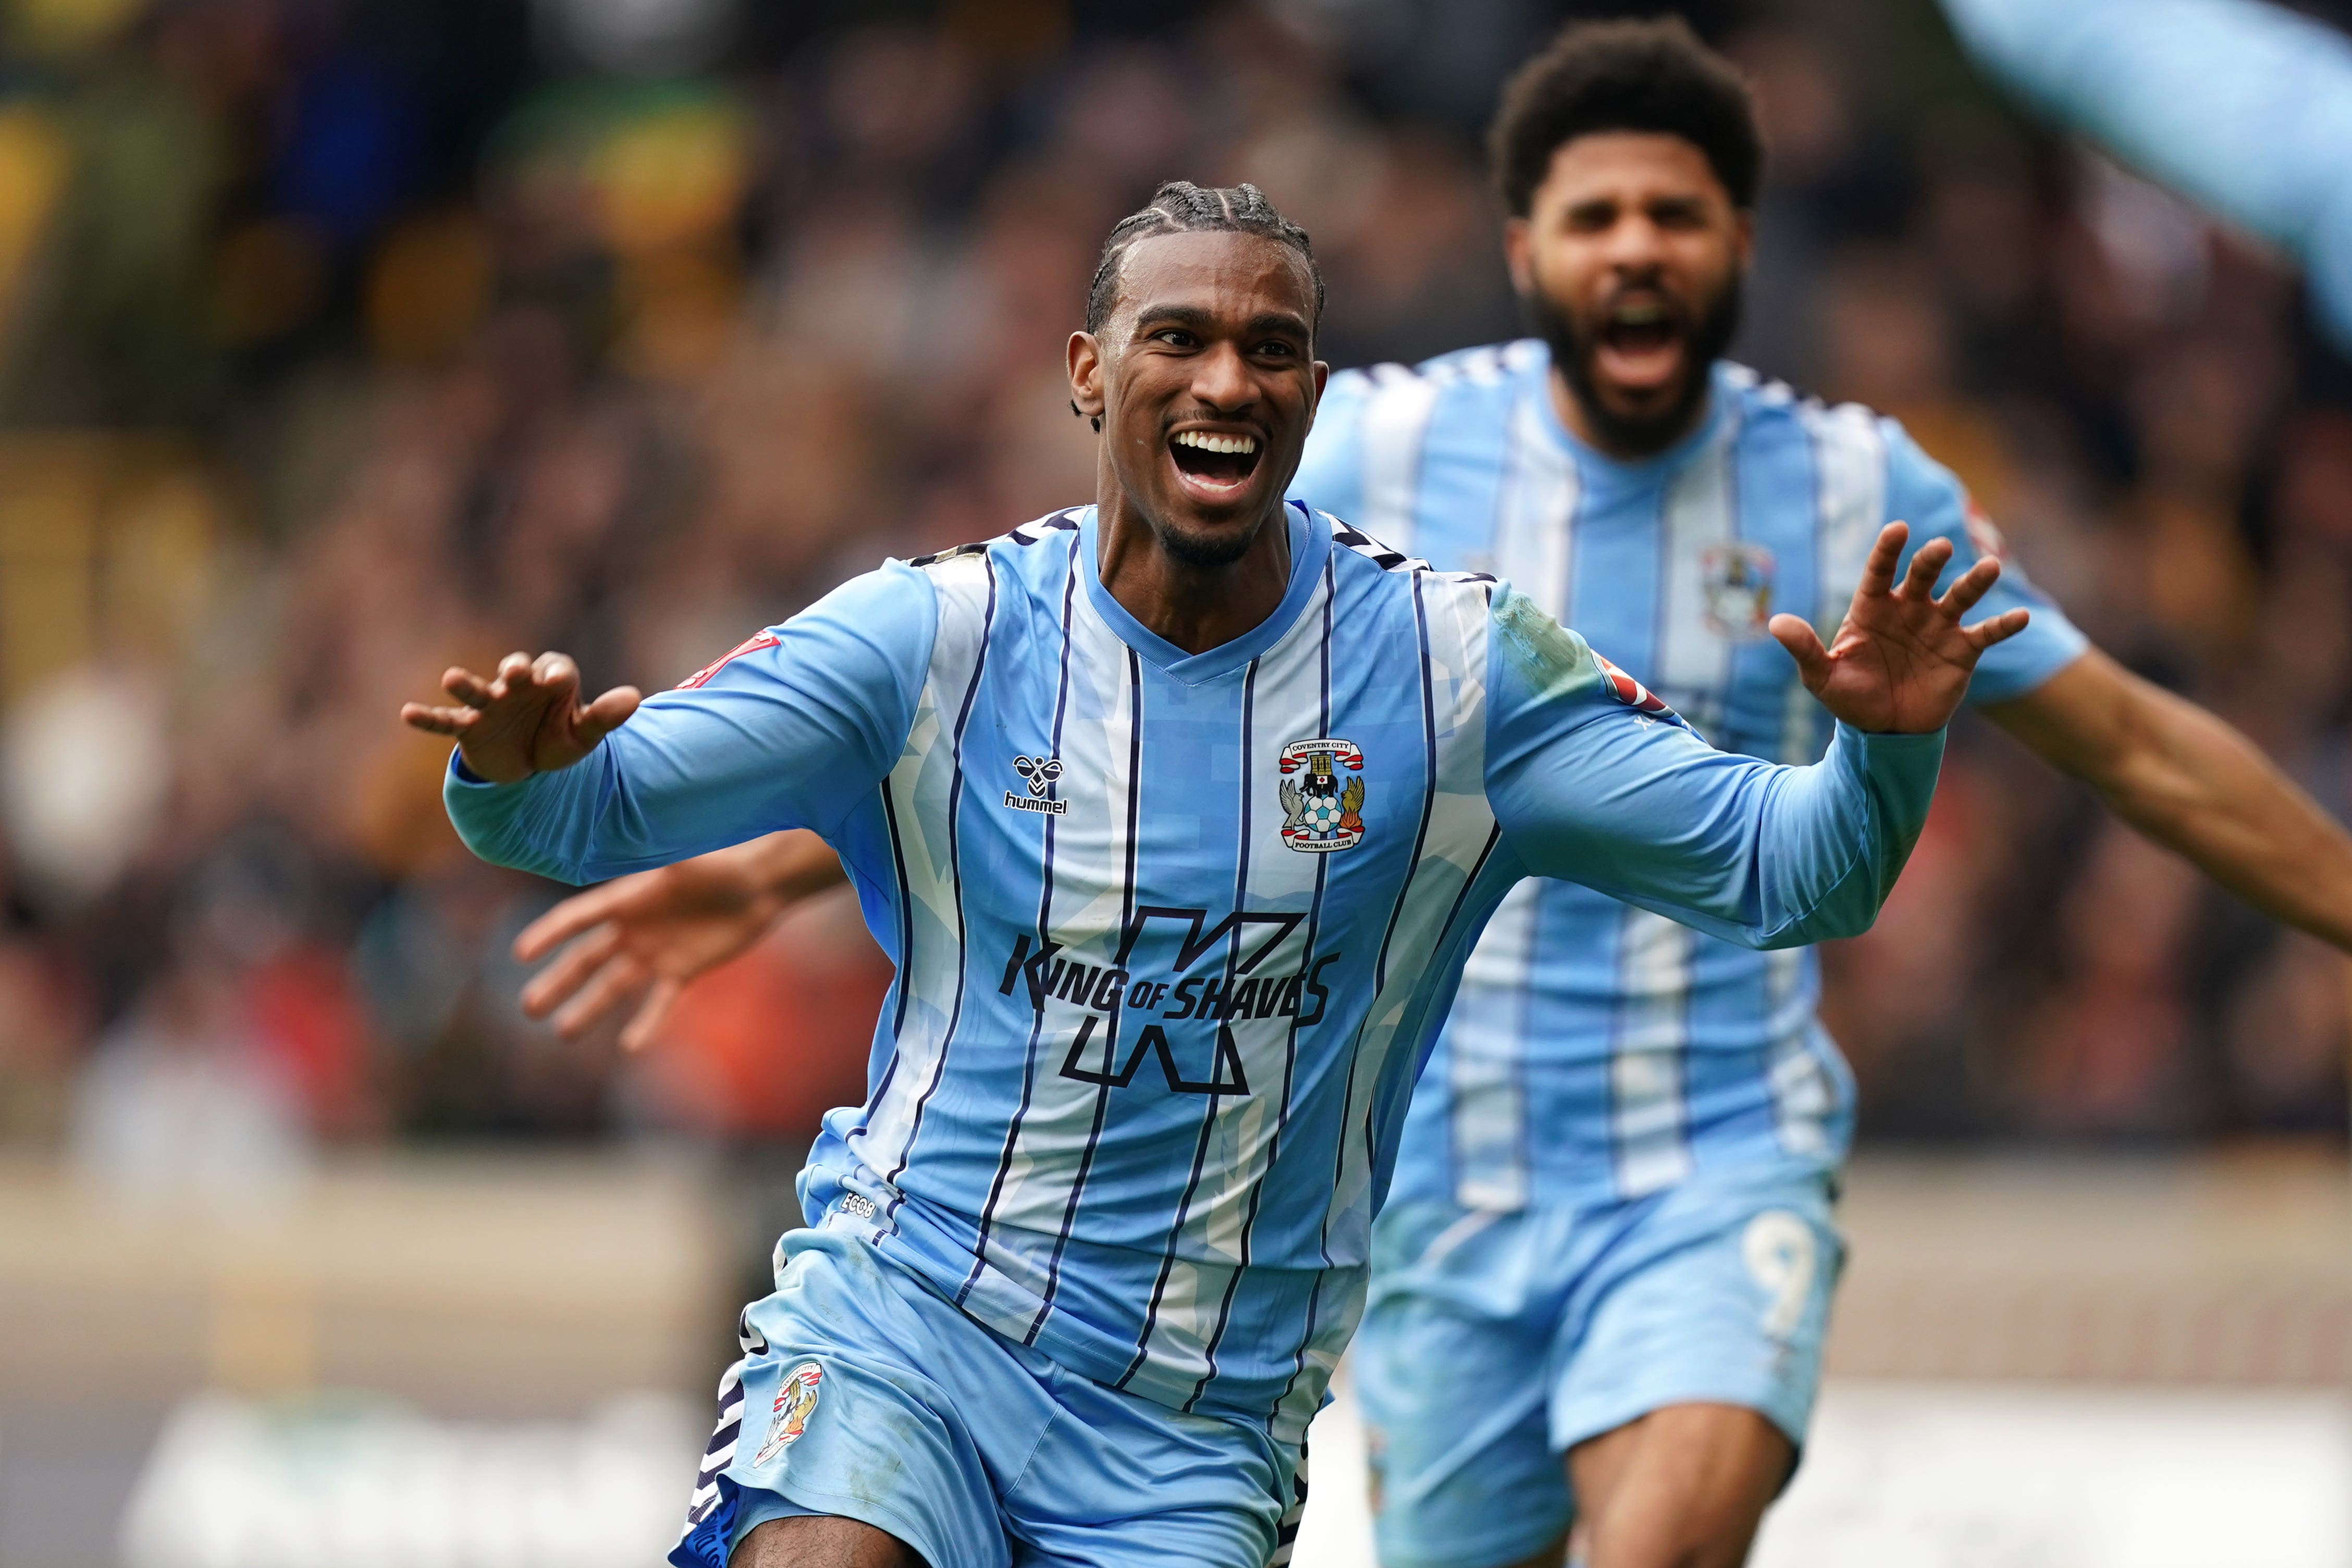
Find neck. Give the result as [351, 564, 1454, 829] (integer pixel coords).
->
[1548, 363, 1713, 460]
[1093, 486, 1292, 657]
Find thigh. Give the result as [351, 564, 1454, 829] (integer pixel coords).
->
[733, 1514, 925, 1568]
[671, 1231, 1036, 1568]
[1565, 1403, 1789, 1568]
[1000, 1351, 1295, 1568]
[1548, 1171, 1843, 1567]
[1550, 1173, 1841, 1462]
[1355, 1203, 1576, 1568]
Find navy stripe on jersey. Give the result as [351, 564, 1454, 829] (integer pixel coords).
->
[881, 555, 999, 1214]
[1299, 347, 2087, 1215]
[1190, 555, 1340, 1414]
[442, 480, 1960, 1449]
[1122, 653, 1262, 1390]
[958, 533, 1083, 1307]
[1029, 643, 1146, 1342]
[1374, 570, 1442, 995]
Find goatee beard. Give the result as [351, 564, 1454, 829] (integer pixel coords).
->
[1153, 511, 1269, 568]
[1533, 275, 1743, 456]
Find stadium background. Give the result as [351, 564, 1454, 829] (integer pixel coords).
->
[3, 0, 2351, 1564]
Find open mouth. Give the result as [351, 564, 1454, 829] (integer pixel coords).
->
[1593, 298, 1688, 392]
[1169, 428, 1263, 498]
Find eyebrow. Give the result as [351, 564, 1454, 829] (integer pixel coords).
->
[1130, 304, 1313, 339]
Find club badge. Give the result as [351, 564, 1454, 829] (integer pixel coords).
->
[750, 1361, 823, 1466]
[1700, 541, 1775, 639]
[1278, 738, 1366, 853]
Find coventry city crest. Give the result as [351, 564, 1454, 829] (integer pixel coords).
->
[1278, 737, 1366, 853]
[750, 1360, 824, 1466]
[1699, 541, 1775, 640]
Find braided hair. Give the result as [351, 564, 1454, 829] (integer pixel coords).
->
[1083, 181, 1325, 337]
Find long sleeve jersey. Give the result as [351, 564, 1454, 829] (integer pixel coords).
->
[1291, 349, 2085, 1212]
[445, 500, 1943, 1442]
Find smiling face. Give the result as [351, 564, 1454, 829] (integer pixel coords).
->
[1069, 228, 1326, 566]
[1506, 131, 1751, 456]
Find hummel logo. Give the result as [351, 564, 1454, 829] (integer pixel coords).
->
[1005, 755, 1068, 817]
[1014, 755, 1062, 797]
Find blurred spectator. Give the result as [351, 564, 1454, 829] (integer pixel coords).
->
[70, 948, 310, 1204]
[0, 0, 2343, 1166]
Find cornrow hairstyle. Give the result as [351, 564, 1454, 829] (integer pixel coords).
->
[1489, 17, 1762, 217]
[1083, 180, 1325, 337]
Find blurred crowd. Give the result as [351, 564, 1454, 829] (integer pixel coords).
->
[0, 0, 2346, 1190]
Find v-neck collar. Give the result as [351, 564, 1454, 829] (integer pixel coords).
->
[1077, 501, 1328, 686]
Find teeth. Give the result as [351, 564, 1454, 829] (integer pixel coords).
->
[1173, 430, 1259, 455]
[1614, 301, 1667, 326]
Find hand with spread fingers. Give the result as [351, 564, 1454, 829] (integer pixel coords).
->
[401, 650, 642, 784]
[512, 831, 849, 1051]
[1768, 521, 2030, 735]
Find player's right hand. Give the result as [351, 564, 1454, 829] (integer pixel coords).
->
[512, 831, 843, 1051]
[401, 651, 641, 784]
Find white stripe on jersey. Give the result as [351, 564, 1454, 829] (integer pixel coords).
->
[1765, 947, 1833, 1158]
[1785, 400, 1888, 762]
[963, 535, 1145, 1326]
[1437, 384, 1579, 1213]
[1321, 563, 1499, 1250]
[849, 547, 996, 1207]
[1128, 559, 1338, 1400]
[1609, 906, 1696, 1196]
[1357, 364, 1444, 550]
[1271, 538, 1504, 1441]
[1654, 412, 1743, 737]
[958, 536, 1086, 1304]
[1493, 388, 1578, 615]
[1449, 878, 1537, 1211]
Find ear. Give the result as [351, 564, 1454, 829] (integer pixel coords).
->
[1731, 207, 1756, 272]
[1068, 331, 1106, 427]
[1502, 217, 1535, 296]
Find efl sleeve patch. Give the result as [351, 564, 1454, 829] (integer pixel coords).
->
[1594, 650, 1678, 718]
[677, 631, 780, 690]
[1962, 497, 2012, 564]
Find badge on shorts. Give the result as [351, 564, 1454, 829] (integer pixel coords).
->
[751, 1361, 824, 1466]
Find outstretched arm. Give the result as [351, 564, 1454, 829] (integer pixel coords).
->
[1941, 0, 2352, 350]
[514, 830, 852, 1050]
[1984, 649, 2352, 950]
[403, 650, 643, 784]
[1488, 523, 2026, 947]
[400, 563, 936, 884]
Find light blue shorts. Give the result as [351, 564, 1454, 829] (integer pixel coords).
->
[669, 1229, 1305, 1568]
[1354, 1163, 1842, 1568]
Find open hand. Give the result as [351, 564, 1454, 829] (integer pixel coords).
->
[512, 831, 846, 1050]
[401, 651, 641, 784]
[1769, 522, 2029, 735]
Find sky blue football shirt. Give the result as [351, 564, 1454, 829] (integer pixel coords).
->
[445, 498, 1943, 1442]
[1292, 344, 2088, 1212]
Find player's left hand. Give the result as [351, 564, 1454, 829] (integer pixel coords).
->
[400, 650, 640, 783]
[1769, 521, 2028, 735]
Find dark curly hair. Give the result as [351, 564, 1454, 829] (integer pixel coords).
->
[1488, 17, 1762, 218]
[1084, 180, 1324, 336]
